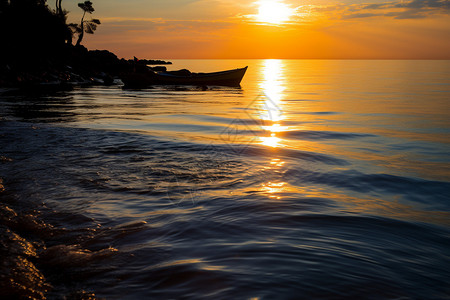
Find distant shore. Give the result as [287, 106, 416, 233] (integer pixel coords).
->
[0, 44, 171, 89]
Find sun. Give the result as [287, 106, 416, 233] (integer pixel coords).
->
[257, 0, 294, 25]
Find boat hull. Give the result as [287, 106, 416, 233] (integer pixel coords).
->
[122, 66, 247, 88]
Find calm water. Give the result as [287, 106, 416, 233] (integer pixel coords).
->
[1, 60, 450, 299]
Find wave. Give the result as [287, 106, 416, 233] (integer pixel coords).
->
[283, 130, 376, 140]
[286, 168, 450, 209]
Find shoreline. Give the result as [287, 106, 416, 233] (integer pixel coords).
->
[0, 45, 171, 89]
[0, 180, 104, 299]
[0, 180, 54, 299]
[0, 119, 110, 299]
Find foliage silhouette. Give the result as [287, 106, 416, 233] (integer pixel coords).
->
[0, 0, 71, 63]
[70, 1, 101, 47]
[0, 0, 157, 88]
[55, 0, 63, 16]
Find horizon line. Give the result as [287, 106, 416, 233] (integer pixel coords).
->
[127, 57, 450, 60]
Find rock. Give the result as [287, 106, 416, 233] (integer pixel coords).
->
[150, 66, 167, 72]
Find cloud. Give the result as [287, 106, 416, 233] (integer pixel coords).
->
[342, 13, 379, 19]
[395, 0, 450, 9]
[361, 3, 391, 10]
[300, 0, 450, 20]
[347, 0, 450, 19]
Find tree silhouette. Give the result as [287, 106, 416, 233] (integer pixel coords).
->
[1, 0, 71, 61]
[71, 1, 100, 46]
[55, 0, 63, 16]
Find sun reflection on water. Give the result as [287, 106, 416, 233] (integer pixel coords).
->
[256, 59, 287, 148]
[256, 60, 290, 198]
[260, 134, 281, 148]
[261, 181, 286, 199]
[260, 156, 288, 199]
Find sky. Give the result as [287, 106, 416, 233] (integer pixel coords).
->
[59, 0, 450, 59]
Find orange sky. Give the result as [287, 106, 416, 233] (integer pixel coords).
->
[61, 0, 450, 59]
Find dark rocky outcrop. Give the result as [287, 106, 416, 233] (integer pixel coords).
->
[0, 44, 171, 89]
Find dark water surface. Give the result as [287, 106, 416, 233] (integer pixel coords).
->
[1, 60, 450, 299]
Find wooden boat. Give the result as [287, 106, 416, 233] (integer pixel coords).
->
[122, 66, 247, 88]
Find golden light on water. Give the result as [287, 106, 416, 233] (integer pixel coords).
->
[260, 134, 281, 148]
[260, 59, 284, 117]
[270, 158, 285, 167]
[257, 59, 287, 148]
[256, 60, 290, 199]
[261, 181, 286, 199]
[260, 159, 289, 200]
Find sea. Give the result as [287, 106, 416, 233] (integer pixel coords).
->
[1, 59, 449, 299]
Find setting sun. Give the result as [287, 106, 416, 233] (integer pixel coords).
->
[256, 0, 294, 25]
